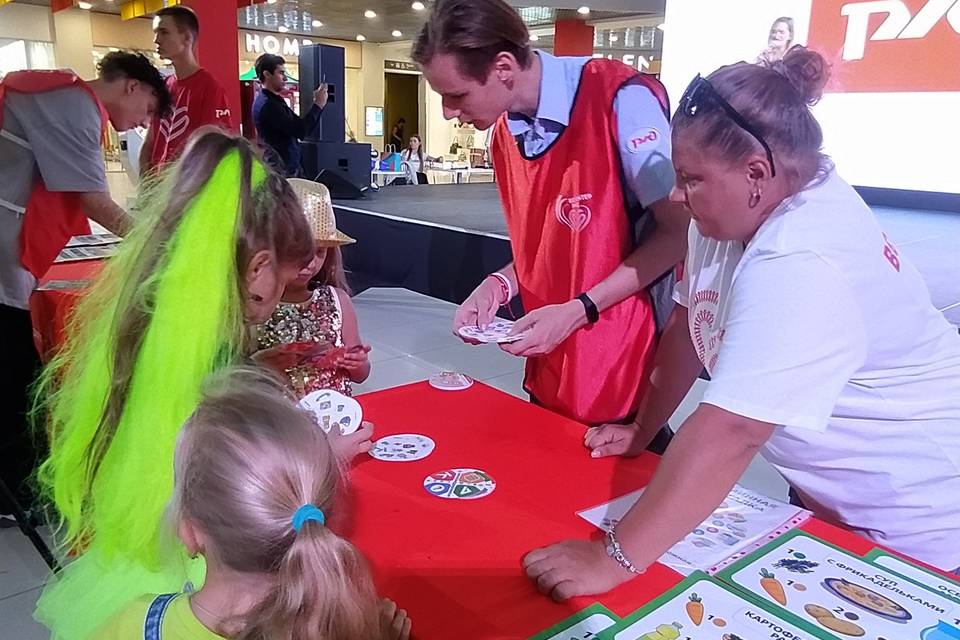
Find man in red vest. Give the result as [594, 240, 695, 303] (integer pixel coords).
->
[413, 0, 689, 448]
[0, 52, 170, 522]
[140, 5, 235, 174]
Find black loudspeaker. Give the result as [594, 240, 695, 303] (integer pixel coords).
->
[316, 169, 364, 200]
[301, 141, 372, 197]
[299, 44, 346, 143]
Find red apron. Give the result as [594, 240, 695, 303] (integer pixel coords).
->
[491, 60, 668, 425]
[0, 70, 107, 278]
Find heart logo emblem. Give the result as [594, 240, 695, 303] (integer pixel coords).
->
[555, 194, 593, 232]
[159, 105, 191, 144]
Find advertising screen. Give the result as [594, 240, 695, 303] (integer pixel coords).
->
[660, 0, 959, 195]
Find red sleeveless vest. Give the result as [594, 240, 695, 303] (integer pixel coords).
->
[0, 70, 107, 279]
[491, 60, 668, 424]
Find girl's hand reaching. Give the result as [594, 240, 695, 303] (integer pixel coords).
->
[379, 599, 411, 640]
[326, 420, 374, 463]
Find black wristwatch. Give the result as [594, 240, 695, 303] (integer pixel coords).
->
[576, 293, 600, 324]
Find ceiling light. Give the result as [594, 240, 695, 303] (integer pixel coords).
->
[78, 1, 93, 8]
[364, 9, 377, 18]
[392, 30, 403, 37]
[356, 34, 367, 41]
[577, 6, 590, 14]
[266, 0, 277, 4]
[412, 1, 426, 10]
[529, 34, 539, 41]
[312, 20, 323, 27]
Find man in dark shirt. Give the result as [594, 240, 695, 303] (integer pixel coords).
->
[252, 53, 328, 177]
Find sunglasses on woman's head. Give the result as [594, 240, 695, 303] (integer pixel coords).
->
[677, 74, 777, 177]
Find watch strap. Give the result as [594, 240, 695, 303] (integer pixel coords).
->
[576, 292, 600, 324]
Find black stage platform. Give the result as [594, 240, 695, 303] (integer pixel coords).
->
[335, 183, 960, 327]
[334, 183, 512, 305]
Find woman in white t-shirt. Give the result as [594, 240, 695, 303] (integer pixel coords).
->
[523, 47, 960, 600]
[400, 134, 435, 184]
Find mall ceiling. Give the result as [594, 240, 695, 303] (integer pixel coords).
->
[13, 0, 661, 44]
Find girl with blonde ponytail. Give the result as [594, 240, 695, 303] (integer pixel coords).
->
[95, 366, 411, 640]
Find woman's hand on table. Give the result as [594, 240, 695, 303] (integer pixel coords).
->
[522, 539, 636, 602]
[327, 420, 375, 463]
[585, 422, 653, 458]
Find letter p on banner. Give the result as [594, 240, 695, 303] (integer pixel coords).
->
[808, 0, 960, 92]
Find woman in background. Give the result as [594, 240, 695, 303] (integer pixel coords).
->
[400, 135, 438, 184]
[757, 16, 794, 65]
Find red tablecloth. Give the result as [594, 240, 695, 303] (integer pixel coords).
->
[26, 266, 913, 636]
[352, 381, 879, 639]
[30, 260, 102, 358]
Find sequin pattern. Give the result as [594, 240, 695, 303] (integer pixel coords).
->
[257, 286, 351, 397]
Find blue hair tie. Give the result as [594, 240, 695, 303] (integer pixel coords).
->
[291, 504, 325, 533]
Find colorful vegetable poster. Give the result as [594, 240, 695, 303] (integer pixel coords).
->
[718, 530, 960, 639]
[598, 572, 823, 639]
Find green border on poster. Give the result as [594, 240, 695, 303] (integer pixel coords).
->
[863, 548, 960, 604]
[596, 571, 832, 640]
[528, 602, 620, 640]
[716, 528, 959, 640]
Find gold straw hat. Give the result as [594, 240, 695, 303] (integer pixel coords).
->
[287, 178, 356, 247]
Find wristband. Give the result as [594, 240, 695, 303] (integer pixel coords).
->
[488, 272, 512, 306]
[604, 528, 645, 575]
[576, 292, 600, 324]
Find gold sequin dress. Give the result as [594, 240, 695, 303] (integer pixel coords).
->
[257, 285, 352, 397]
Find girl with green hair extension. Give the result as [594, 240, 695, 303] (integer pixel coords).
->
[32, 128, 315, 640]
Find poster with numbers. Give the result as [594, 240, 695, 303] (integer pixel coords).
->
[863, 548, 960, 606]
[718, 530, 960, 640]
[598, 572, 824, 640]
[529, 603, 619, 640]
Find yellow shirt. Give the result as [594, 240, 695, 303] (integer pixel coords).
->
[95, 594, 223, 640]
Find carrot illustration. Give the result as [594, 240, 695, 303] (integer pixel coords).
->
[686, 592, 704, 626]
[760, 569, 787, 605]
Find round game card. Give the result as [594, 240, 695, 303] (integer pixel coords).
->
[457, 319, 525, 344]
[429, 371, 474, 391]
[370, 434, 435, 462]
[299, 389, 362, 435]
[423, 468, 496, 500]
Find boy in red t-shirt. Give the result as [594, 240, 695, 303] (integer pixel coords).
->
[140, 6, 235, 174]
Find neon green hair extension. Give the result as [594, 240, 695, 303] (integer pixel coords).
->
[35, 149, 263, 567]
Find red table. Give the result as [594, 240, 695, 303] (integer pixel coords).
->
[30, 260, 102, 359]
[352, 381, 880, 639]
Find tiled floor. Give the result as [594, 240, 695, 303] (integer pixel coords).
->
[0, 286, 791, 637]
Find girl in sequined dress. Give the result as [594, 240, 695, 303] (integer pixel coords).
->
[258, 179, 371, 397]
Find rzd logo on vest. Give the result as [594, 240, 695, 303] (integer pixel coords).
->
[555, 194, 593, 233]
[809, 0, 960, 92]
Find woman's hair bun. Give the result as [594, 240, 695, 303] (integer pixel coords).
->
[776, 46, 830, 105]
